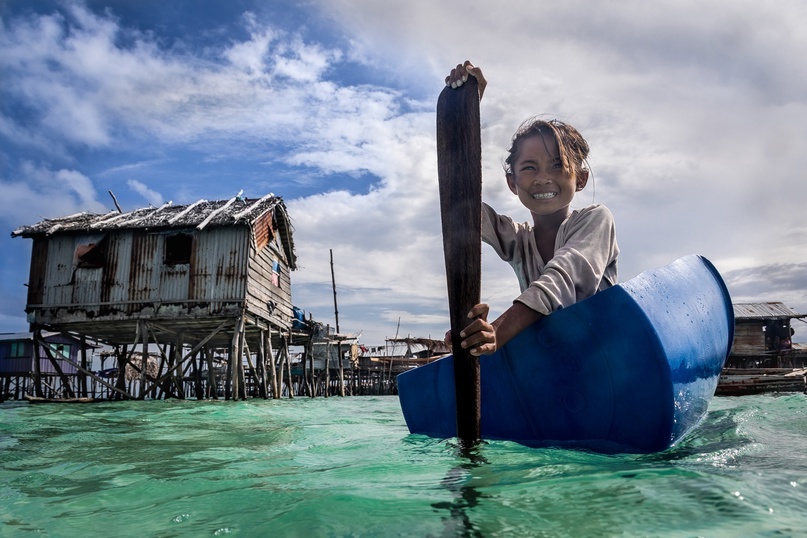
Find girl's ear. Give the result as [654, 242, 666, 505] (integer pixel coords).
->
[506, 173, 518, 195]
[575, 170, 589, 192]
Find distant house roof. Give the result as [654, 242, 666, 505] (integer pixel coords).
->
[0, 332, 86, 342]
[733, 302, 805, 320]
[0, 332, 35, 341]
[10, 192, 296, 269]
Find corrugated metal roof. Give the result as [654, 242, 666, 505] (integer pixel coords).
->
[733, 302, 805, 320]
[11, 192, 296, 270]
[11, 193, 284, 236]
[0, 331, 75, 341]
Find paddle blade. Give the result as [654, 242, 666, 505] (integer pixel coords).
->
[436, 77, 482, 443]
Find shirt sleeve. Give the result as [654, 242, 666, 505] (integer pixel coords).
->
[514, 204, 619, 315]
[481, 202, 520, 261]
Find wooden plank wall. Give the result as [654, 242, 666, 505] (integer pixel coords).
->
[245, 210, 293, 330]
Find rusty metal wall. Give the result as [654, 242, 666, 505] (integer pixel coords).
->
[100, 232, 132, 314]
[30, 226, 251, 322]
[190, 226, 249, 304]
[41, 234, 75, 308]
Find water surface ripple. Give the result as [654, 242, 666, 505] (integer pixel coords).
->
[1, 394, 805, 536]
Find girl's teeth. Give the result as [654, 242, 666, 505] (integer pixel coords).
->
[533, 192, 557, 199]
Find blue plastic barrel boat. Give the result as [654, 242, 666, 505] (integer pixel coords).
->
[397, 255, 734, 453]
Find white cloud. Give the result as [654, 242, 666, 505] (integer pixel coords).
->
[1, 163, 107, 229]
[127, 179, 164, 207]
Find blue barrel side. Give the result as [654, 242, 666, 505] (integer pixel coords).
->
[481, 284, 675, 452]
[397, 352, 457, 437]
[620, 255, 733, 443]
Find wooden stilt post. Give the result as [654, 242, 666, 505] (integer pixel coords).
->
[114, 345, 125, 400]
[329, 250, 346, 397]
[276, 340, 286, 398]
[139, 320, 149, 399]
[205, 347, 217, 399]
[227, 319, 238, 400]
[257, 330, 268, 399]
[79, 335, 88, 397]
[267, 330, 278, 399]
[175, 332, 186, 399]
[324, 326, 331, 398]
[32, 331, 44, 398]
[284, 334, 294, 398]
[305, 333, 314, 397]
[193, 349, 204, 399]
[163, 343, 175, 399]
[242, 337, 257, 398]
[237, 322, 247, 400]
[308, 318, 316, 396]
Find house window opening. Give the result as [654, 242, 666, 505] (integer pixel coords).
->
[165, 233, 193, 265]
[10, 342, 27, 358]
[48, 343, 71, 359]
[76, 237, 108, 268]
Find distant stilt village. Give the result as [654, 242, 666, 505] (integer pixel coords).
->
[1, 193, 805, 402]
[1, 194, 450, 402]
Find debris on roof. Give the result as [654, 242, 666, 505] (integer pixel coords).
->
[11, 193, 287, 237]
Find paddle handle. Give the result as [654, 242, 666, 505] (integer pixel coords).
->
[436, 77, 482, 443]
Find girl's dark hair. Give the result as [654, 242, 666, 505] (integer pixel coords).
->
[504, 118, 590, 178]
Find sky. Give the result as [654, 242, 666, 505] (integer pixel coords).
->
[1, 0, 806, 345]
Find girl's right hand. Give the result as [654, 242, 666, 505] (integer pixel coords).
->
[460, 303, 498, 356]
[443, 303, 497, 356]
[445, 60, 487, 100]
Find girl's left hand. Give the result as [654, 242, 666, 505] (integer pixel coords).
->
[445, 60, 487, 100]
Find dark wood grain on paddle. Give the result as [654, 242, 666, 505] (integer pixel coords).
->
[436, 77, 482, 443]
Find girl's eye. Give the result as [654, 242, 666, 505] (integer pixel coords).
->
[551, 163, 563, 170]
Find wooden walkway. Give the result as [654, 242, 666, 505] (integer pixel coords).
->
[716, 368, 807, 396]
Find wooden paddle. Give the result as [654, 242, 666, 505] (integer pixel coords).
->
[436, 77, 482, 445]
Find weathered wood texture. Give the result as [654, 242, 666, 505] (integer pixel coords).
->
[436, 77, 482, 443]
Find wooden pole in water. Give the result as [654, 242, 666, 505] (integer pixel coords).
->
[284, 333, 294, 398]
[31, 331, 44, 398]
[330, 249, 346, 397]
[267, 329, 279, 398]
[436, 77, 482, 445]
[139, 320, 148, 399]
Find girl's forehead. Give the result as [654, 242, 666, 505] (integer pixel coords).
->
[515, 133, 560, 160]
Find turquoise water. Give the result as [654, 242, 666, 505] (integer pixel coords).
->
[1, 394, 806, 537]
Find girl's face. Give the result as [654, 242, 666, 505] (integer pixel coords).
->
[506, 133, 587, 219]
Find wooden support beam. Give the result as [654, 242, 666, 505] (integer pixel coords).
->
[138, 320, 148, 399]
[267, 329, 278, 399]
[257, 329, 268, 399]
[32, 332, 44, 398]
[37, 331, 76, 398]
[284, 334, 293, 399]
[205, 346, 217, 399]
[38, 347, 131, 399]
[140, 319, 229, 397]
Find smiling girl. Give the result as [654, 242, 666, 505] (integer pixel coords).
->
[445, 61, 619, 356]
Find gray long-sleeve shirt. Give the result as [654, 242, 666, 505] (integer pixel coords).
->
[482, 203, 619, 315]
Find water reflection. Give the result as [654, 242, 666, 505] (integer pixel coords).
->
[432, 441, 489, 537]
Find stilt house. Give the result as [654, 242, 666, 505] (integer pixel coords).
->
[0, 331, 90, 400]
[727, 302, 805, 368]
[11, 193, 301, 399]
